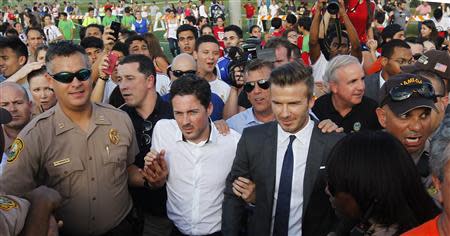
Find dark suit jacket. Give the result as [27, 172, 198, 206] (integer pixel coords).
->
[364, 72, 382, 102]
[222, 121, 344, 236]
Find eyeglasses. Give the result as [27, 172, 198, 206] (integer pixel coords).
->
[243, 79, 270, 93]
[140, 120, 153, 146]
[167, 66, 196, 78]
[381, 82, 436, 106]
[48, 68, 91, 84]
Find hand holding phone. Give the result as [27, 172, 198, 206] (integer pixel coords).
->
[103, 52, 119, 75]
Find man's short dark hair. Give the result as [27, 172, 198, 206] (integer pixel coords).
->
[265, 37, 292, 60]
[270, 62, 314, 99]
[119, 54, 156, 83]
[224, 25, 243, 39]
[60, 12, 68, 17]
[244, 58, 274, 75]
[298, 16, 312, 31]
[125, 34, 147, 50]
[0, 36, 28, 63]
[326, 29, 349, 46]
[5, 28, 18, 37]
[381, 39, 411, 58]
[249, 25, 260, 34]
[80, 36, 104, 50]
[271, 17, 282, 29]
[195, 35, 219, 51]
[45, 41, 88, 72]
[112, 42, 129, 56]
[26, 27, 45, 40]
[286, 14, 297, 25]
[86, 24, 104, 34]
[170, 74, 211, 109]
[184, 15, 197, 25]
[88, 7, 95, 12]
[177, 24, 199, 40]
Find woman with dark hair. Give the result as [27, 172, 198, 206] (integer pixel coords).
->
[327, 131, 439, 235]
[420, 20, 442, 50]
[143, 32, 170, 74]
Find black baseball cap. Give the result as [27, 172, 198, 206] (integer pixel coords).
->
[379, 73, 437, 115]
[401, 50, 450, 80]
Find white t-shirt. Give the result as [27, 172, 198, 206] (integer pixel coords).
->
[269, 4, 279, 17]
[311, 53, 328, 82]
[44, 25, 62, 42]
[432, 16, 450, 32]
[199, 5, 208, 17]
[209, 78, 231, 103]
[156, 73, 171, 96]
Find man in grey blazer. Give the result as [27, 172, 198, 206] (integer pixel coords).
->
[364, 39, 412, 101]
[222, 62, 344, 236]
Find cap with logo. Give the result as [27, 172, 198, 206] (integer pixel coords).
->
[401, 50, 450, 80]
[379, 73, 437, 115]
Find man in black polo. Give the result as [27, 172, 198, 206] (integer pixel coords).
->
[312, 55, 381, 133]
[116, 54, 173, 236]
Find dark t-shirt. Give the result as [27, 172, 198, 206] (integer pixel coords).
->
[312, 94, 382, 133]
[121, 94, 173, 216]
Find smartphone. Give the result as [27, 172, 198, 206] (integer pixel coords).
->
[103, 52, 119, 75]
[110, 21, 121, 41]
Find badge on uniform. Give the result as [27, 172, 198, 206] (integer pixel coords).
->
[6, 138, 24, 163]
[109, 128, 120, 145]
[0, 196, 18, 211]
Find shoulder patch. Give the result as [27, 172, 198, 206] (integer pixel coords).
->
[6, 138, 24, 163]
[0, 196, 19, 211]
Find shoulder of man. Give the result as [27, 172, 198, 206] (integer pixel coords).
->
[20, 107, 56, 136]
[241, 121, 276, 137]
[95, 102, 130, 119]
[311, 124, 345, 146]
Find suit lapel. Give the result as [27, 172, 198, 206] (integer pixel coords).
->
[302, 126, 325, 218]
[264, 122, 278, 208]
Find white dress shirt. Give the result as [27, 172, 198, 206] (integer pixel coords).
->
[271, 118, 314, 236]
[151, 119, 241, 235]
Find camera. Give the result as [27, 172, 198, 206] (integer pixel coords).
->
[242, 37, 261, 60]
[327, 0, 339, 15]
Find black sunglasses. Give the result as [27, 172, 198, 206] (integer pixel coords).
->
[140, 120, 153, 146]
[382, 82, 436, 106]
[48, 69, 91, 84]
[167, 66, 196, 78]
[243, 79, 270, 93]
[413, 53, 423, 61]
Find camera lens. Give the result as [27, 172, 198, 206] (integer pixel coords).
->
[327, 0, 339, 14]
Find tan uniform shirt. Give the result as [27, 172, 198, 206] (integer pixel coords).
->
[0, 194, 30, 236]
[0, 102, 139, 236]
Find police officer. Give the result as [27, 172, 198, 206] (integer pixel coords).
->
[0, 41, 150, 236]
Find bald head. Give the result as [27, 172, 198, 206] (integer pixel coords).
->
[172, 53, 197, 71]
[0, 82, 32, 131]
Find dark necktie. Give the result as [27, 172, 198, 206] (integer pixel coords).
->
[274, 135, 296, 236]
[417, 151, 430, 178]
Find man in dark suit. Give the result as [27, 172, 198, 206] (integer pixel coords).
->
[222, 62, 344, 236]
[364, 39, 412, 101]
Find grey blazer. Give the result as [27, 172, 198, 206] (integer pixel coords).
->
[222, 121, 344, 236]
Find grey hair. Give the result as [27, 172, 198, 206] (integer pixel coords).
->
[431, 116, 450, 181]
[323, 55, 360, 85]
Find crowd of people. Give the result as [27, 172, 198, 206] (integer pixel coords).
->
[3, 0, 450, 235]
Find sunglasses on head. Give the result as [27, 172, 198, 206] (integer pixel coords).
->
[243, 79, 270, 93]
[381, 82, 436, 106]
[48, 69, 91, 84]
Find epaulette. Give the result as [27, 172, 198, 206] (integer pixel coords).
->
[20, 107, 55, 135]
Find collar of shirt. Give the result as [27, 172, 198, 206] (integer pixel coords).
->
[244, 107, 264, 125]
[277, 118, 313, 146]
[379, 71, 386, 88]
[175, 119, 218, 145]
[122, 93, 166, 121]
[54, 102, 111, 135]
